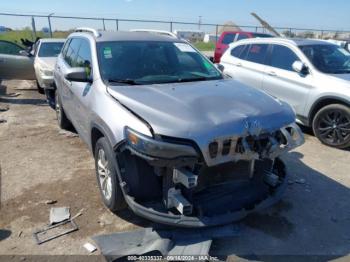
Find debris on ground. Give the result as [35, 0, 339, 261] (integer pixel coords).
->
[58, 130, 79, 138]
[18, 231, 23, 238]
[45, 200, 57, 205]
[7, 92, 21, 97]
[33, 208, 83, 245]
[33, 219, 78, 245]
[92, 224, 240, 261]
[83, 242, 97, 253]
[50, 207, 70, 225]
[0, 119, 7, 124]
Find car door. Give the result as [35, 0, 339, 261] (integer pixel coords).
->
[262, 44, 312, 116]
[68, 38, 93, 142]
[0, 40, 35, 80]
[58, 38, 82, 125]
[225, 43, 269, 89]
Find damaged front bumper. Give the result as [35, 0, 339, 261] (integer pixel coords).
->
[113, 123, 303, 228]
[122, 161, 288, 228]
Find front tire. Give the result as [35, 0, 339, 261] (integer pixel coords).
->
[55, 91, 72, 130]
[36, 80, 45, 94]
[312, 104, 350, 149]
[94, 137, 126, 212]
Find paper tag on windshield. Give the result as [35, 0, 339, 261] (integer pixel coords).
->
[174, 43, 196, 53]
[103, 47, 112, 59]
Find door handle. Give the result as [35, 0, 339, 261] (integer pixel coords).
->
[267, 71, 277, 76]
[235, 62, 242, 67]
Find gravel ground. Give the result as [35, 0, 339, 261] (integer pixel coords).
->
[0, 80, 350, 261]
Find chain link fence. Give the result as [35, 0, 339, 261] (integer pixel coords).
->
[1, 12, 350, 47]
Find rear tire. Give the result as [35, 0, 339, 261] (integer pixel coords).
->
[312, 104, 350, 149]
[36, 80, 44, 94]
[94, 137, 126, 212]
[55, 91, 72, 130]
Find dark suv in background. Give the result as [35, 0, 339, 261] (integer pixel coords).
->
[214, 31, 272, 63]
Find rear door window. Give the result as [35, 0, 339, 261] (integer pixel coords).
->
[245, 44, 269, 64]
[230, 45, 245, 58]
[270, 45, 299, 71]
[222, 33, 236, 45]
[64, 38, 81, 67]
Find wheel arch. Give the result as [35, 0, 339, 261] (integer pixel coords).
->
[90, 123, 115, 157]
[309, 96, 350, 125]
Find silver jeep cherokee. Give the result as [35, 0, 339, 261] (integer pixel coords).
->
[54, 28, 304, 227]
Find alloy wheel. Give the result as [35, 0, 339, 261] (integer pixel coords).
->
[317, 109, 350, 145]
[97, 148, 113, 201]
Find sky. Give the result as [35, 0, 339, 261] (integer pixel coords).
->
[0, 0, 349, 32]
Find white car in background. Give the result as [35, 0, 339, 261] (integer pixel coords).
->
[220, 38, 350, 149]
[33, 38, 65, 94]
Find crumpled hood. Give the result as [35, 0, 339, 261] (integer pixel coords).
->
[35, 57, 57, 71]
[107, 79, 295, 143]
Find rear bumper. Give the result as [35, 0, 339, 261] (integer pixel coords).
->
[121, 159, 288, 228]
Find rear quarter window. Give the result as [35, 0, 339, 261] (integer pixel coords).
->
[230, 45, 245, 58]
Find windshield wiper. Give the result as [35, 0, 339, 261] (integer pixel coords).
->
[176, 76, 208, 83]
[107, 78, 141, 85]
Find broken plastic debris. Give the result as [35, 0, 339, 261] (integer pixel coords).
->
[84, 242, 97, 253]
[50, 207, 70, 225]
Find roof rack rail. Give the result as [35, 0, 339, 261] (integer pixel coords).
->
[74, 27, 101, 38]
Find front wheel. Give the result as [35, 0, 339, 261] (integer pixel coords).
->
[94, 137, 126, 212]
[312, 104, 350, 149]
[55, 91, 72, 130]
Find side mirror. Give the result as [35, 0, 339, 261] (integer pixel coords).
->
[215, 64, 225, 72]
[64, 67, 92, 83]
[208, 56, 214, 63]
[292, 61, 309, 75]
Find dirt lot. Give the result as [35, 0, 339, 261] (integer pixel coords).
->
[0, 80, 350, 260]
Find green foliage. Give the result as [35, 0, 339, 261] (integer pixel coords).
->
[0, 30, 70, 46]
[194, 42, 215, 51]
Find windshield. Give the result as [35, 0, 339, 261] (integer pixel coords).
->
[299, 44, 350, 74]
[38, 42, 64, 57]
[97, 41, 222, 85]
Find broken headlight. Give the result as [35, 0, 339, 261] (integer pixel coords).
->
[124, 127, 198, 159]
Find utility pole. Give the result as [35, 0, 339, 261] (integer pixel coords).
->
[198, 16, 202, 30]
[48, 13, 54, 38]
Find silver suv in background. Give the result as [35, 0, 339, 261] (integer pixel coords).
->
[53, 28, 303, 227]
[220, 38, 350, 149]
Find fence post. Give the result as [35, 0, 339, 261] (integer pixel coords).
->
[116, 19, 119, 31]
[255, 26, 258, 32]
[31, 16, 37, 40]
[48, 14, 53, 38]
[215, 24, 219, 42]
[102, 19, 106, 30]
[170, 21, 173, 32]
